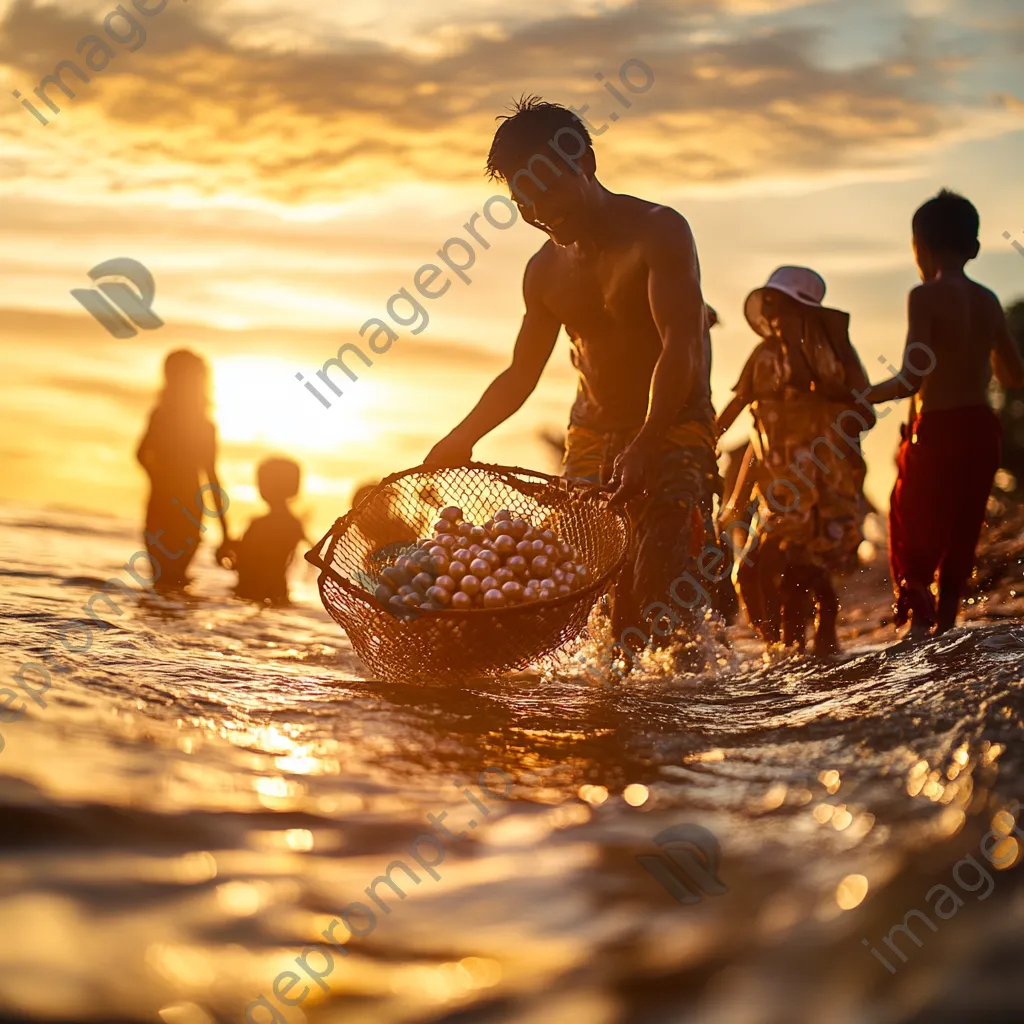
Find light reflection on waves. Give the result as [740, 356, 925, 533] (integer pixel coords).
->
[1, 505, 1024, 1023]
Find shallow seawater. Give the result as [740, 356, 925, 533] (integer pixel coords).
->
[2, 502, 1024, 1024]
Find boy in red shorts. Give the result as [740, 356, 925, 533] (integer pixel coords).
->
[864, 190, 1024, 638]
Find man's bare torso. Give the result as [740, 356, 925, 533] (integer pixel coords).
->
[530, 194, 713, 433]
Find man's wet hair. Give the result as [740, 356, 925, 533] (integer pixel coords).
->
[912, 189, 980, 257]
[486, 95, 592, 182]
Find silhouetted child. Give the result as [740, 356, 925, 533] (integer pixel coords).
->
[717, 267, 874, 655]
[220, 457, 307, 604]
[866, 190, 1024, 638]
[137, 349, 229, 588]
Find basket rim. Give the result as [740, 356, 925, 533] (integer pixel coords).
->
[304, 460, 630, 618]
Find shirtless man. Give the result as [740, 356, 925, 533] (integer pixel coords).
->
[865, 189, 1024, 637]
[424, 97, 719, 664]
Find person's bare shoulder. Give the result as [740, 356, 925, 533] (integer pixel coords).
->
[970, 279, 1012, 348]
[610, 191, 660, 213]
[608, 193, 689, 233]
[523, 240, 562, 300]
[921, 275, 1003, 333]
[524, 237, 560, 278]
[966, 277, 1004, 314]
[622, 200, 695, 260]
[285, 508, 306, 545]
[909, 279, 941, 307]
[638, 198, 690, 233]
[650, 203, 694, 239]
[905, 281, 943, 337]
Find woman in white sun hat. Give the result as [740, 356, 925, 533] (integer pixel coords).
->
[716, 266, 875, 656]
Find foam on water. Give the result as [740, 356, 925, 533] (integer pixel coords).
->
[2, 502, 1023, 1023]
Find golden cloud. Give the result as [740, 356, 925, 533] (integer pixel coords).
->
[1, 0, 1019, 206]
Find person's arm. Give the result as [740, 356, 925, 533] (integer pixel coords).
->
[136, 413, 158, 472]
[865, 373, 914, 405]
[716, 394, 748, 439]
[203, 425, 230, 544]
[838, 338, 877, 429]
[822, 311, 876, 426]
[205, 467, 230, 545]
[992, 296, 1024, 390]
[721, 443, 756, 519]
[638, 207, 704, 442]
[865, 287, 932, 404]
[840, 342, 871, 395]
[424, 252, 561, 466]
[609, 208, 704, 502]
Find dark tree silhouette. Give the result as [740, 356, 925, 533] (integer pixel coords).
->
[996, 299, 1024, 492]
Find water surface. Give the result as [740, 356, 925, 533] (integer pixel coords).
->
[2, 503, 1023, 1024]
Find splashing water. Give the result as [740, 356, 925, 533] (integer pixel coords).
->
[2, 503, 1024, 1023]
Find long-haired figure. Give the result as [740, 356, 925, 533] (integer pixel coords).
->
[136, 349, 230, 588]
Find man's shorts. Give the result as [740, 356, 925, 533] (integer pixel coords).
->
[562, 422, 722, 633]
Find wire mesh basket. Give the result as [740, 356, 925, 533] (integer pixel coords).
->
[305, 463, 630, 683]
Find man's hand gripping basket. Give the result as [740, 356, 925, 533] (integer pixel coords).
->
[305, 463, 630, 683]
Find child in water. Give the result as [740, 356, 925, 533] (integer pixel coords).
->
[717, 267, 874, 655]
[219, 457, 307, 604]
[137, 349, 229, 588]
[865, 190, 1024, 638]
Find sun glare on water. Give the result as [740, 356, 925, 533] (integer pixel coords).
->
[212, 356, 383, 453]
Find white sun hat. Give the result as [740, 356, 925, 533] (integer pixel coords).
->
[744, 266, 834, 338]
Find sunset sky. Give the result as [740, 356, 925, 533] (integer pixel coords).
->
[1, 0, 1022, 533]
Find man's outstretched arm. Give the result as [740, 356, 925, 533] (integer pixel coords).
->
[424, 253, 561, 466]
[609, 207, 704, 502]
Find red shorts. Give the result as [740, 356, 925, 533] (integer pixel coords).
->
[888, 405, 1000, 627]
